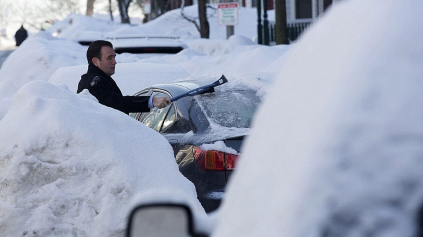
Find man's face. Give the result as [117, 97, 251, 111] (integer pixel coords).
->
[93, 46, 117, 76]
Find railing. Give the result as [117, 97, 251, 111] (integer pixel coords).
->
[267, 21, 312, 44]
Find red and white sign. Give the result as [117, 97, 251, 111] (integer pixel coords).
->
[144, 1, 151, 14]
[218, 3, 239, 26]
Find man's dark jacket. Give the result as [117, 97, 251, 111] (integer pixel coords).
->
[77, 64, 150, 114]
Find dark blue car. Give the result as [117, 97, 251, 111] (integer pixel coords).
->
[130, 80, 261, 212]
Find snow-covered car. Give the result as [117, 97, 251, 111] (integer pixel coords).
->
[125, 0, 423, 237]
[107, 35, 188, 54]
[74, 31, 106, 45]
[129, 79, 261, 213]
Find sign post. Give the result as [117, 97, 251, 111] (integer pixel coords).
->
[144, 1, 151, 14]
[218, 3, 238, 39]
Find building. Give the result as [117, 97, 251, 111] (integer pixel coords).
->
[243, 0, 344, 21]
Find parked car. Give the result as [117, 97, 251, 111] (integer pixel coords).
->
[107, 35, 188, 54]
[129, 80, 261, 212]
[126, 1, 423, 237]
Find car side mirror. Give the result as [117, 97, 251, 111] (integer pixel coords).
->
[126, 203, 194, 237]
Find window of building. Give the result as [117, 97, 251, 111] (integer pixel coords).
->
[324, 0, 332, 11]
[295, 0, 312, 19]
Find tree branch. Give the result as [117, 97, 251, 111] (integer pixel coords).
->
[180, 0, 200, 32]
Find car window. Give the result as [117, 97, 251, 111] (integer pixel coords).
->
[161, 104, 176, 132]
[161, 103, 191, 134]
[138, 92, 171, 132]
[129, 89, 153, 120]
[194, 90, 261, 128]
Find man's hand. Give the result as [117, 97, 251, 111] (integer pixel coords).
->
[152, 96, 171, 109]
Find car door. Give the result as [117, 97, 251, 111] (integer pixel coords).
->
[132, 90, 172, 132]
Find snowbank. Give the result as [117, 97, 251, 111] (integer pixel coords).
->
[47, 13, 123, 42]
[0, 4, 292, 236]
[214, 0, 423, 236]
[49, 63, 191, 95]
[100, 5, 262, 41]
[0, 32, 86, 118]
[0, 81, 203, 236]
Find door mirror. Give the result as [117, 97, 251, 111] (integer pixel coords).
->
[126, 204, 194, 237]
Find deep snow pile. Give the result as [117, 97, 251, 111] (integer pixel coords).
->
[0, 4, 292, 236]
[213, 0, 423, 236]
[0, 32, 86, 119]
[0, 7, 289, 120]
[47, 13, 124, 42]
[0, 81, 204, 236]
[49, 5, 264, 42]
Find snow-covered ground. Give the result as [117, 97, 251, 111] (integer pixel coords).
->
[0, 4, 289, 236]
[213, 0, 423, 236]
[4, 0, 422, 236]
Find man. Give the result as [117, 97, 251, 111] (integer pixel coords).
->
[77, 40, 170, 114]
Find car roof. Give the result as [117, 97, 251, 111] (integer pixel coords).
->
[140, 80, 202, 96]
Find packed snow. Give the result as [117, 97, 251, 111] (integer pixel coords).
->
[0, 4, 289, 236]
[0, 80, 202, 236]
[200, 141, 238, 155]
[7, 0, 422, 236]
[213, 0, 423, 237]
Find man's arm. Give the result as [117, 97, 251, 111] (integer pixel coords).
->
[89, 81, 151, 114]
[152, 96, 171, 109]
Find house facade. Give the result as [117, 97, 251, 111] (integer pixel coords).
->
[175, 0, 342, 23]
[242, 0, 344, 22]
[164, 0, 344, 43]
[238, 0, 344, 43]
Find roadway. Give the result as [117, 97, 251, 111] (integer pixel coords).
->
[0, 46, 16, 69]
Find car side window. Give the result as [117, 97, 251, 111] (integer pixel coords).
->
[161, 98, 192, 134]
[129, 89, 152, 120]
[161, 104, 176, 132]
[139, 92, 171, 132]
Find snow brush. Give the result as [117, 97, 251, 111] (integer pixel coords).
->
[170, 75, 228, 102]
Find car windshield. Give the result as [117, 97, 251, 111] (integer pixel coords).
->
[194, 90, 261, 128]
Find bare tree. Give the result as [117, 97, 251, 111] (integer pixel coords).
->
[0, 1, 14, 30]
[1, 0, 83, 36]
[197, 0, 209, 38]
[5, 0, 82, 31]
[41, 0, 82, 19]
[86, 0, 96, 16]
[109, 0, 114, 21]
[117, 0, 132, 23]
[145, 0, 168, 22]
[180, 0, 213, 38]
[275, 0, 289, 44]
[133, 0, 147, 21]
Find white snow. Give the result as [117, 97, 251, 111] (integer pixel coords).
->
[0, 32, 86, 118]
[0, 80, 203, 236]
[3, 0, 423, 236]
[0, 4, 289, 236]
[49, 63, 191, 95]
[200, 141, 238, 155]
[213, 0, 423, 237]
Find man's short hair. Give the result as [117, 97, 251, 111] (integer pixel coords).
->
[86, 40, 114, 65]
